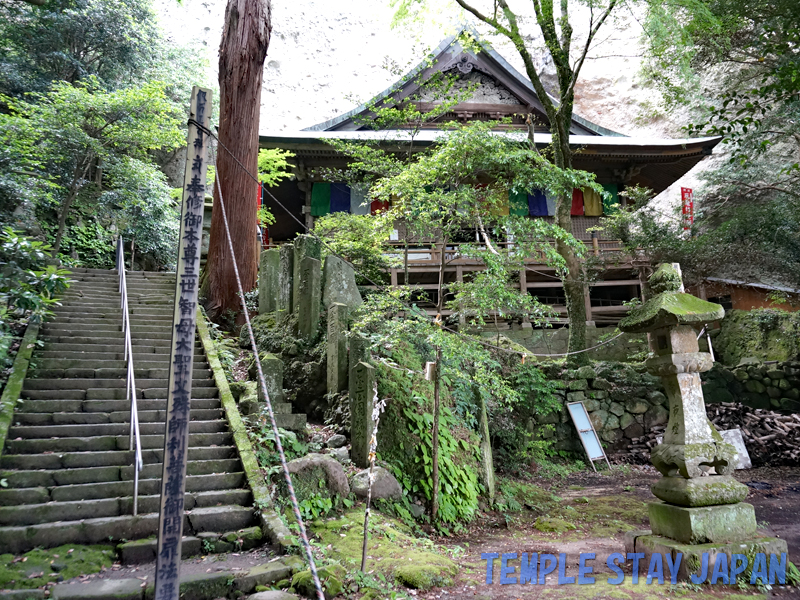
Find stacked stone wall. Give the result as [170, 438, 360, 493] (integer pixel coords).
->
[703, 358, 800, 413]
[537, 363, 669, 453]
[539, 358, 800, 456]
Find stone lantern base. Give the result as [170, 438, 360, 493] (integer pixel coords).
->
[629, 531, 788, 583]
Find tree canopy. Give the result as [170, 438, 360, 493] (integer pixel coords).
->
[0, 0, 210, 269]
[623, 0, 800, 287]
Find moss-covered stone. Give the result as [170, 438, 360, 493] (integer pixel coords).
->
[291, 564, 344, 599]
[533, 517, 577, 533]
[394, 563, 458, 589]
[309, 508, 457, 591]
[648, 263, 684, 295]
[619, 292, 724, 333]
[715, 309, 800, 365]
[0, 544, 115, 590]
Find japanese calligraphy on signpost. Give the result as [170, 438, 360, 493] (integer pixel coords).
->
[154, 86, 212, 600]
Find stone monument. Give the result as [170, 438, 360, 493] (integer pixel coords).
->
[327, 302, 348, 394]
[620, 264, 787, 579]
[292, 234, 321, 315]
[258, 248, 280, 314]
[322, 255, 362, 310]
[297, 256, 321, 342]
[349, 361, 375, 469]
[277, 244, 294, 317]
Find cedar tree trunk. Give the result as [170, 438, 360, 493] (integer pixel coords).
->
[201, 0, 271, 319]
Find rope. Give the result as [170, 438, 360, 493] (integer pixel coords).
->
[202, 123, 634, 360]
[209, 143, 325, 600]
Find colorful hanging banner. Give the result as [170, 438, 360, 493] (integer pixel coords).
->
[528, 190, 548, 216]
[681, 187, 694, 230]
[545, 192, 557, 216]
[351, 184, 370, 215]
[330, 183, 350, 213]
[311, 182, 331, 217]
[601, 183, 620, 214]
[510, 189, 529, 216]
[571, 189, 585, 216]
[583, 188, 603, 216]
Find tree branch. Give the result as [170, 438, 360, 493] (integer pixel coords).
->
[567, 0, 619, 96]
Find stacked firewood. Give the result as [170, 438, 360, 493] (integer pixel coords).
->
[616, 403, 800, 467]
[621, 425, 666, 465]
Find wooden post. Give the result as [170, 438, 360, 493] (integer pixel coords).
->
[591, 231, 600, 257]
[520, 267, 531, 328]
[584, 285, 593, 325]
[154, 86, 211, 600]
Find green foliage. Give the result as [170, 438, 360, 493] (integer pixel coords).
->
[0, 0, 163, 96]
[0, 228, 70, 378]
[298, 493, 334, 521]
[397, 402, 481, 525]
[0, 78, 183, 265]
[257, 148, 295, 187]
[0, 0, 210, 270]
[312, 212, 398, 285]
[636, 0, 800, 288]
[249, 423, 307, 472]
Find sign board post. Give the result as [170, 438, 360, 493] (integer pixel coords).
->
[681, 187, 694, 231]
[153, 86, 212, 600]
[567, 402, 611, 472]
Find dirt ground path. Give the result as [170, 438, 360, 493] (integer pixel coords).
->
[414, 465, 800, 600]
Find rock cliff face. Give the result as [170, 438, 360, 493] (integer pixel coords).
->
[154, 0, 711, 204]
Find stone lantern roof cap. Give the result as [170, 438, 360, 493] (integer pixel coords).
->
[619, 292, 725, 333]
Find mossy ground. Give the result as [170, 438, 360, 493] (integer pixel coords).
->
[0, 544, 115, 590]
[537, 580, 767, 599]
[497, 478, 649, 539]
[309, 508, 457, 591]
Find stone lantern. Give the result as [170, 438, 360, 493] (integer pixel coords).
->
[620, 264, 787, 579]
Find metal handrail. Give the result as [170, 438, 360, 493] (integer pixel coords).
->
[116, 238, 143, 515]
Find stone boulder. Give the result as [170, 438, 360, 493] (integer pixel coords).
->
[326, 433, 347, 448]
[349, 466, 402, 500]
[322, 255, 362, 310]
[284, 453, 349, 501]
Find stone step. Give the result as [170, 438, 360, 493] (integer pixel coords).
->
[46, 316, 176, 327]
[52, 307, 176, 317]
[2, 472, 246, 504]
[68, 281, 175, 290]
[39, 341, 202, 353]
[42, 323, 179, 335]
[17, 398, 222, 414]
[7, 419, 228, 439]
[41, 332, 175, 343]
[51, 306, 175, 317]
[12, 407, 224, 425]
[0, 458, 242, 491]
[33, 367, 213, 379]
[0, 504, 254, 554]
[0, 446, 237, 470]
[118, 535, 203, 564]
[21, 386, 220, 401]
[24, 378, 215, 391]
[37, 350, 204, 361]
[4, 431, 233, 453]
[35, 357, 210, 370]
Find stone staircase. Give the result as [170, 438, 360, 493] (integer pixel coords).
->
[0, 267, 294, 557]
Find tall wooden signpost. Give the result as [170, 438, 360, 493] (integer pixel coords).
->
[154, 86, 212, 600]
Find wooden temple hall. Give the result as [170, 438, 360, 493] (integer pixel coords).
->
[257, 28, 721, 325]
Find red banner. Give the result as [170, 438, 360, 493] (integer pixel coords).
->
[681, 187, 694, 231]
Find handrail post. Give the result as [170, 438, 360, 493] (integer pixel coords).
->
[117, 237, 142, 516]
